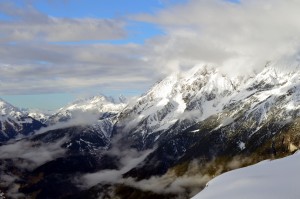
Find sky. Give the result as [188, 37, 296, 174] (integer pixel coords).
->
[1, 0, 300, 110]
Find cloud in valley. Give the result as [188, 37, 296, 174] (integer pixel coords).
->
[79, 147, 153, 188]
[0, 138, 66, 170]
[34, 110, 103, 135]
[0, 137, 66, 198]
[78, 154, 212, 198]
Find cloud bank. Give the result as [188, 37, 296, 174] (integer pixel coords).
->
[136, 0, 300, 75]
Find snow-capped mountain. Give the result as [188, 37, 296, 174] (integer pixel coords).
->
[0, 98, 23, 119]
[0, 95, 125, 149]
[25, 95, 127, 156]
[114, 66, 239, 148]
[0, 98, 44, 142]
[27, 110, 51, 124]
[113, 64, 300, 195]
[47, 95, 125, 125]
[114, 64, 300, 150]
[1, 64, 300, 199]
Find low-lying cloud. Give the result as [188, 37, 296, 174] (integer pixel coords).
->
[0, 173, 25, 199]
[76, 150, 259, 198]
[78, 155, 211, 198]
[79, 147, 153, 188]
[35, 110, 101, 135]
[0, 138, 66, 170]
[0, 138, 66, 199]
[123, 172, 210, 197]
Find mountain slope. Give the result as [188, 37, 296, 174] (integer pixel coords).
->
[114, 66, 239, 149]
[114, 64, 300, 151]
[192, 151, 300, 199]
[122, 64, 300, 178]
[1, 64, 300, 199]
[27, 110, 51, 124]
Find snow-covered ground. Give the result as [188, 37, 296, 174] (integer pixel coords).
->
[192, 152, 300, 199]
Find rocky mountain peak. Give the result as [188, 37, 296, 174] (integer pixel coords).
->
[0, 98, 23, 119]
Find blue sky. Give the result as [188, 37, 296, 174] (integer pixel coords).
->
[1, 0, 299, 110]
[32, 0, 174, 45]
[31, 0, 193, 45]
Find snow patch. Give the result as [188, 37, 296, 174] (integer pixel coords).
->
[238, 141, 245, 150]
[192, 152, 300, 199]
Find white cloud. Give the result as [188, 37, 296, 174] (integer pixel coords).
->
[34, 110, 101, 134]
[79, 147, 153, 188]
[0, 3, 126, 42]
[79, 154, 211, 198]
[0, 43, 155, 95]
[135, 0, 300, 74]
[0, 138, 66, 170]
[0, 2, 159, 95]
[2, 0, 300, 96]
[0, 17, 126, 42]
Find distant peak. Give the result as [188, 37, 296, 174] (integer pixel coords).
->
[0, 98, 17, 110]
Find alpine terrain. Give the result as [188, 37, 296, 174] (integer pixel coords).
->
[1, 63, 300, 199]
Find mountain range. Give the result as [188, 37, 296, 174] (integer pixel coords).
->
[0, 63, 300, 199]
